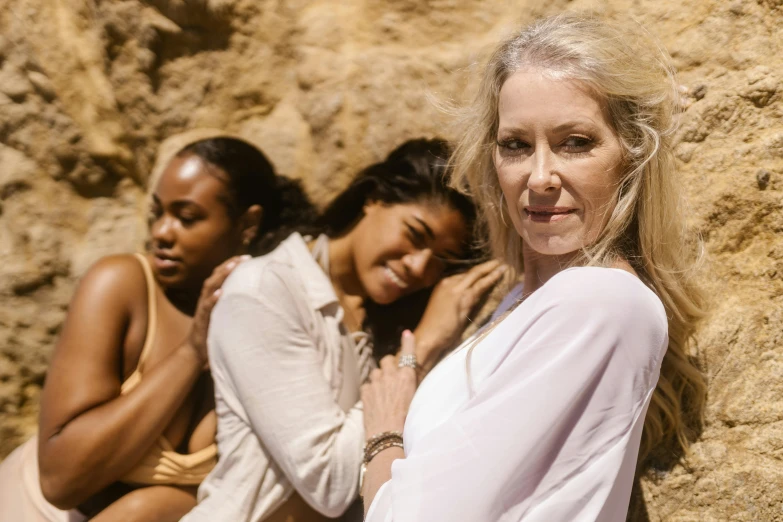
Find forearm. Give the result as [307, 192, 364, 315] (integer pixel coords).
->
[362, 447, 404, 518]
[40, 343, 203, 507]
[411, 327, 450, 375]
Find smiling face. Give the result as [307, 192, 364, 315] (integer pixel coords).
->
[493, 69, 624, 258]
[349, 201, 469, 305]
[148, 154, 245, 289]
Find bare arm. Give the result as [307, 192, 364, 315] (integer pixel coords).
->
[37, 255, 238, 509]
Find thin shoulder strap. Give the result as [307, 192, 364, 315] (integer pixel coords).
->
[133, 253, 158, 371]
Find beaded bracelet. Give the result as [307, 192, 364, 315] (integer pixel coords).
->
[365, 430, 402, 448]
[360, 432, 405, 496]
[364, 432, 402, 461]
[364, 439, 404, 464]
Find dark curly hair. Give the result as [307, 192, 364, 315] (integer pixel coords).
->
[318, 138, 476, 240]
[317, 138, 481, 359]
[177, 137, 318, 255]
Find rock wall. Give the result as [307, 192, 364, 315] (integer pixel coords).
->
[1, 0, 781, 519]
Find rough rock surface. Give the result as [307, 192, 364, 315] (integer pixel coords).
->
[1, 0, 781, 519]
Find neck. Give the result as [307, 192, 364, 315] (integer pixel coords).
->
[164, 286, 200, 316]
[521, 242, 578, 296]
[326, 233, 366, 300]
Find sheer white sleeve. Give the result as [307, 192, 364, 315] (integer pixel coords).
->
[366, 269, 667, 521]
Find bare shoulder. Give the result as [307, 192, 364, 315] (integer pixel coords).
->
[75, 254, 148, 304]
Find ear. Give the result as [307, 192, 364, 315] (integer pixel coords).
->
[240, 204, 264, 246]
[362, 200, 382, 216]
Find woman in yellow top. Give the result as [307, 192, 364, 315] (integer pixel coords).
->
[0, 136, 317, 521]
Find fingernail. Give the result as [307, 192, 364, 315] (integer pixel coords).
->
[227, 261, 237, 269]
[213, 289, 222, 297]
[402, 329, 412, 338]
[240, 255, 251, 261]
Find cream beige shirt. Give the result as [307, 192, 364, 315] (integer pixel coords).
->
[183, 233, 374, 522]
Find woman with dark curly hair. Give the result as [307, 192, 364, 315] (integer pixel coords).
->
[0, 137, 318, 522]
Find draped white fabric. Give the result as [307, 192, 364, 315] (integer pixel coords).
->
[366, 267, 667, 522]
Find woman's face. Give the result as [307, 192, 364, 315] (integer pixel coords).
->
[149, 154, 245, 289]
[493, 69, 624, 257]
[350, 201, 469, 305]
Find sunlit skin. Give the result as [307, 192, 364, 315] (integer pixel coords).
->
[328, 201, 470, 308]
[36, 152, 260, 521]
[493, 69, 631, 290]
[149, 155, 258, 300]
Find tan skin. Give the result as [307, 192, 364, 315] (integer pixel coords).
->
[37, 154, 261, 521]
[360, 71, 639, 515]
[327, 201, 507, 373]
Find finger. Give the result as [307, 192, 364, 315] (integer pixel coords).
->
[196, 290, 222, 321]
[466, 265, 507, 303]
[399, 329, 416, 358]
[379, 355, 397, 372]
[369, 368, 382, 382]
[458, 259, 501, 289]
[204, 255, 250, 294]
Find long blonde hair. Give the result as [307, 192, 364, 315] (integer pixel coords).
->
[450, 13, 706, 464]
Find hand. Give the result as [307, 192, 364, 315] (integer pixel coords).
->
[189, 255, 250, 369]
[414, 259, 507, 371]
[361, 331, 418, 436]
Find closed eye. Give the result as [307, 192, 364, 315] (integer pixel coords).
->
[406, 224, 427, 248]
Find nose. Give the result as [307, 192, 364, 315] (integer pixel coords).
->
[150, 214, 175, 246]
[402, 249, 433, 281]
[527, 146, 561, 194]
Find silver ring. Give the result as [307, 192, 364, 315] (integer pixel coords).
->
[398, 354, 418, 370]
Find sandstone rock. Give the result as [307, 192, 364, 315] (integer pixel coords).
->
[0, 62, 33, 101]
[0, 1, 782, 520]
[27, 70, 56, 101]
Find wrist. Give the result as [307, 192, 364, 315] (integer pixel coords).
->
[411, 329, 445, 373]
[177, 341, 208, 372]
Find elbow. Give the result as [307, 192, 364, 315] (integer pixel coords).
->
[39, 467, 85, 510]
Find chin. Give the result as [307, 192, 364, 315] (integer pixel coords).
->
[366, 283, 401, 306]
[524, 235, 583, 257]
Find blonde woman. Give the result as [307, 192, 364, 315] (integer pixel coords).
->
[360, 14, 705, 521]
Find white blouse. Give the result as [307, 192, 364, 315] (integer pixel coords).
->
[366, 267, 668, 522]
[183, 233, 374, 522]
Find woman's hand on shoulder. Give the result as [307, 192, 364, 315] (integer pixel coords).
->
[187, 254, 251, 369]
[413, 260, 507, 372]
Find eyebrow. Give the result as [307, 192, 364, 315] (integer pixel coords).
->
[413, 216, 462, 260]
[150, 194, 205, 212]
[497, 119, 599, 135]
[414, 217, 435, 240]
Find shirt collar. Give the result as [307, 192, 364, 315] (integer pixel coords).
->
[281, 233, 340, 311]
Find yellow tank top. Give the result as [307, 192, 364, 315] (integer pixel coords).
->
[118, 253, 218, 486]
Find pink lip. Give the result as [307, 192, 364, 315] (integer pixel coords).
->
[524, 206, 578, 223]
[152, 252, 183, 272]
